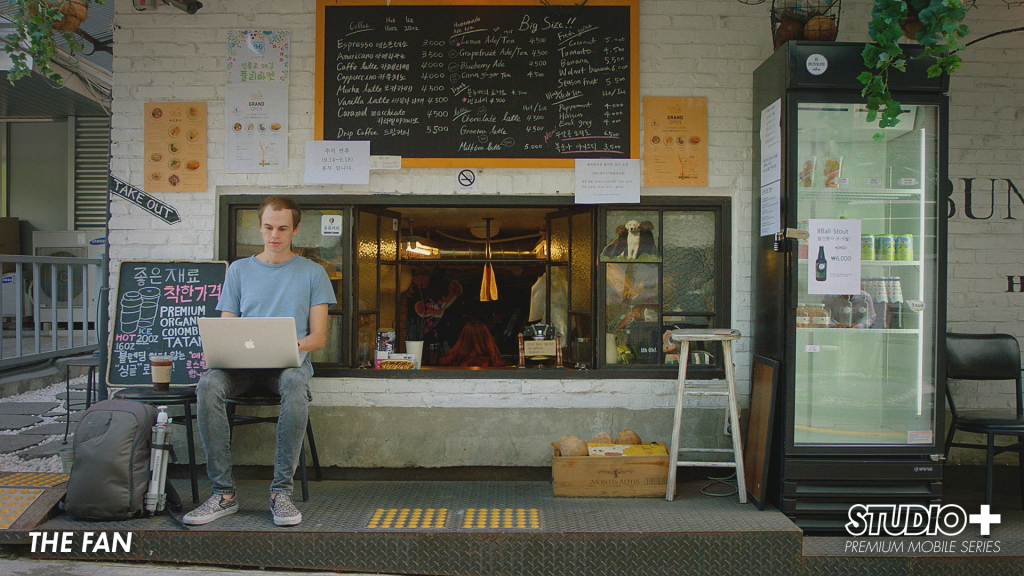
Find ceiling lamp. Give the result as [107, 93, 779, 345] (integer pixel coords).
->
[404, 238, 436, 256]
[404, 219, 437, 257]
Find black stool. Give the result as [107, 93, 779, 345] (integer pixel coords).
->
[225, 393, 322, 502]
[113, 386, 201, 503]
[62, 356, 99, 443]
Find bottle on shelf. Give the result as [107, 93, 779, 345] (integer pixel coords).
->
[886, 302, 904, 329]
[796, 304, 812, 328]
[808, 304, 830, 329]
[833, 296, 853, 328]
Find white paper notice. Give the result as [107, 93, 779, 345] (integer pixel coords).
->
[370, 156, 402, 170]
[574, 159, 641, 204]
[760, 181, 782, 237]
[807, 219, 862, 295]
[303, 141, 370, 185]
[759, 99, 782, 236]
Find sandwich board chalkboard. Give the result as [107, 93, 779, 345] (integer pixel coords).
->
[107, 260, 227, 385]
[315, 0, 639, 167]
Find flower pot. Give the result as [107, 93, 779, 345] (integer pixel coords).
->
[773, 19, 804, 50]
[803, 14, 838, 42]
[28, 0, 89, 33]
[899, 14, 924, 41]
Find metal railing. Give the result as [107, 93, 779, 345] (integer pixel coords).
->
[1, 255, 104, 369]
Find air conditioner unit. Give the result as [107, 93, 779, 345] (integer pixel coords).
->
[30, 230, 105, 323]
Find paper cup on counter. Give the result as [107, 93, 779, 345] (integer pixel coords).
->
[605, 334, 618, 364]
[406, 341, 424, 369]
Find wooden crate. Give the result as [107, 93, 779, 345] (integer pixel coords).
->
[551, 442, 675, 498]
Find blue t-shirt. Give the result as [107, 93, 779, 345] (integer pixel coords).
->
[217, 255, 337, 368]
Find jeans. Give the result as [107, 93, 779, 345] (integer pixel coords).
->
[196, 365, 313, 496]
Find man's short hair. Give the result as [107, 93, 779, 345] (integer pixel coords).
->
[257, 195, 302, 227]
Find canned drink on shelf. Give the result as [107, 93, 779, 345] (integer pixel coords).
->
[875, 234, 896, 260]
[376, 329, 396, 352]
[895, 234, 914, 261]
[861, 235, 875, 260]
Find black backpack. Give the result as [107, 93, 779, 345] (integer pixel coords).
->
[65, 399, 161, 520]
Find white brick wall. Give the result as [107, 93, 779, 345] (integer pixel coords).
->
[109, 0, 1024, 411]
[943, 3, 1024, 409]
[312, 376, 724, 409]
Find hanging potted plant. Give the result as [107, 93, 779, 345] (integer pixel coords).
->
[858, 0, 969, 139]
[2, 0, 101, 85]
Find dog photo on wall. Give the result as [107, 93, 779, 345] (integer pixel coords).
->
[600, 219, 660, 262]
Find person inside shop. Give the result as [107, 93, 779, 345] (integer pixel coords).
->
[439, 319, 506, 367]
[184, 195, 337, 528]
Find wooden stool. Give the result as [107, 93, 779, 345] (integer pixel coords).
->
[666, 329, 745, 503]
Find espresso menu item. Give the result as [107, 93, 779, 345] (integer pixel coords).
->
[318, 1, 637, 165]
[108, 261, 227, 385]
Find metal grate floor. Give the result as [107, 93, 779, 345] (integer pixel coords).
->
[13, 478, 1024, 575]
[35, 478, 797, 534]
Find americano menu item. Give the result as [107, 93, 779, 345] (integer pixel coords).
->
[315, 0, 639, 167]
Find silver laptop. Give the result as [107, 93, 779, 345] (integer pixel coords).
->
[198, 317, 302, 369]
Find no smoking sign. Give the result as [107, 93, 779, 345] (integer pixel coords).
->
[455, 169, 478, 192]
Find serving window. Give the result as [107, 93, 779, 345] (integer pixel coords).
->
[221, 195, 730, 377]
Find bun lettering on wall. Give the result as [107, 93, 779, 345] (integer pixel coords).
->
[315, 0, 639, 167]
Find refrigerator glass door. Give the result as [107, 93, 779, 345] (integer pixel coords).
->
[793, 102, 939, 448]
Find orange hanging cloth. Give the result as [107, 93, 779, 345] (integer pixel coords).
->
[480, 263, 498, 301]
[479, 221, 498, 301]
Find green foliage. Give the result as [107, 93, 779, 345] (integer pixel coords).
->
[2, 0, 103, 85]
[860, 0, 969, 140]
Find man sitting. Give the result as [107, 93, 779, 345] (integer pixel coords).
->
[184, 195, 336, 527]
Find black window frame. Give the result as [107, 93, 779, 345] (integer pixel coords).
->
[219, 194, 730, 379]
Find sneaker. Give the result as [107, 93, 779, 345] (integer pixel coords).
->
[270, 494, 301, 526]
[182, 494, 238, 526]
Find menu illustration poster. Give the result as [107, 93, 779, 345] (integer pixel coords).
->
[225, 30, 290, 174]
[643, 97, 707, 187]
[144, 102, 207, 193]
[226, 83, 288, 173]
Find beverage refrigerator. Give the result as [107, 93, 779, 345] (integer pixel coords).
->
[751, 42, 948, 532]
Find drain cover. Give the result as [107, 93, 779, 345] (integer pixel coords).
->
[367, 508, 449, 529]
[462, 508, 540, 529]
[0, 472, 69, 488]
[0, 488, 43, 529]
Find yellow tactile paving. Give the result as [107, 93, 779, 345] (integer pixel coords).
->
[0, 472, 70, 487]
[367, 507, 448, 529]
[0, 488, 43, 529]
[462, 507, 540, 529]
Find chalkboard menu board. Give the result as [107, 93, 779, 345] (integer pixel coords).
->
[315, 0, 639, 167]
[108, 261, 227, 385]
